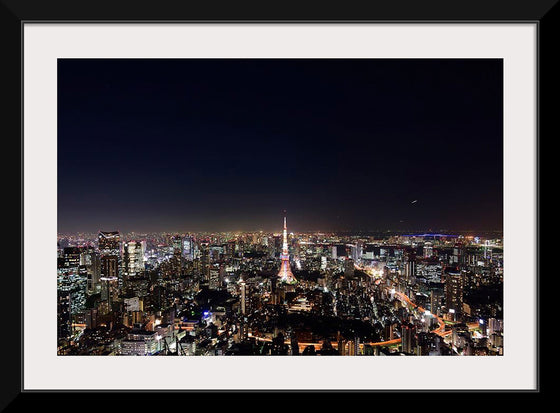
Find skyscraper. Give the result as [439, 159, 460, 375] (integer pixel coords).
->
[401, 322, 415, 354]
[405, 250, 417, 284]
[278, 214, 296, 284]
[81, 247, 100, 295]
[57, 289, 71, 348]
[98, 231, 120, 277]
[200, 241, 210, 282]
[171, 235, 183, 276]
[98, 231, 121, 302]
[240, 280, 248, 315]
[123, 241, 145, 278]
[182, 236, 194, 260]
[444, 267, 464, 317]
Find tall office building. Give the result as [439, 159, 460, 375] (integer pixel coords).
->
[100, 276, 119, 311]
[80, 247, 101, 294]
[209, 267, 221, 290]
[240, 280, 248, 315]
[166, 235, 183, 277]
[182, 236, 194, 261]
[172, 235, 183, 256]
[98, 231, 121, 301]
[98, 231, 120, 276]
[405, 251, 417, 284]
[123, 241, 145, 278]
[57, 289, 71, 346]
[200, 241, 210, 281]
[99, 231, 120, 252]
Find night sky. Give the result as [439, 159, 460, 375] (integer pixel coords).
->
[58, 59, 503, 234]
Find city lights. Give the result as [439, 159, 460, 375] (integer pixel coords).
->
[57, 225, 504, 356]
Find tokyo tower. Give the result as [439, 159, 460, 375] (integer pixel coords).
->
[278, 213, 296, 284]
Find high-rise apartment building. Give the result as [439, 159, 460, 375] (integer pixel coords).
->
[444, 267, 464, 317]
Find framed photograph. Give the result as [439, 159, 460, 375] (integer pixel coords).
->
[4, 0, 551, 404]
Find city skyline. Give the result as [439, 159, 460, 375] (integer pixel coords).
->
[57, 218, 504, 356]
[58, 59, 503, 234]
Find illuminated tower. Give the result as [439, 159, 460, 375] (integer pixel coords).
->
[278, 214, 296, 284]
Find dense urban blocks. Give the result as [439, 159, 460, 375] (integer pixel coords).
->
[57, 225, 503, 356]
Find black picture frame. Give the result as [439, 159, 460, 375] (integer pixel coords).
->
[3, 0, 552, 407]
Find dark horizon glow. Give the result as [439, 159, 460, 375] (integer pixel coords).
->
[58, 59, 503, 234]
